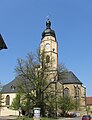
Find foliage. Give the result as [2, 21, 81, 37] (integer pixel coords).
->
[11, 94, 20, 110]
[86, 106, 91, 115]
[74, 98, 80, 111]
[58, 95, 78, 116]
[0, 83, 4, 106]
[0, 83, 4, 114]
[0, 92, 4, 108]
[16, 116, 32, 120]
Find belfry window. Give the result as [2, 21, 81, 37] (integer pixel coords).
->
[46, 55, 50, 63]
[6, 95, 10, 105]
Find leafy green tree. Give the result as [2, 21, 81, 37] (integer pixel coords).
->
[58, 95, 78, 116]
[74, 98, 80, 111]
[11, 94, 21, 116]
[11, 94, 20, 110]
[45, 92, 56, 117]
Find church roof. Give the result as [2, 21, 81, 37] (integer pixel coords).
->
[2, 76, 35, 93]
[42, 19, 56, 39]
[2, 71, 82, 93]
[59, 71, 82, 84]
[1, 77, 19, 93]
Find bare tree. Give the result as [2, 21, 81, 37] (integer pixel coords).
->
[12, 50, 67, 117]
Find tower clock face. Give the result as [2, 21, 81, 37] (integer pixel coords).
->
[46, 43, 50, 49]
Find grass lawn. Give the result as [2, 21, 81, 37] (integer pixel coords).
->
[16, 116, 58, 120]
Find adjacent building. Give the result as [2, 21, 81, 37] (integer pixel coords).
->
[86, 97, 92, 115]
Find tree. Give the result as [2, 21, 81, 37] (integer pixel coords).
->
[0, 92, 4, 115]
[11, 94, 20, 110]
[11, 93, 33, 116]
[11, 94, 21, 116]
[13, 51, 53, 116]
[58, 95, 78, 116]
[0, 83, 4, 115]
[45, 91, 57, 117]
[86, 106, 91, 115]
[12, 49, 67, 117]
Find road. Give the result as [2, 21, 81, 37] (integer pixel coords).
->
[0, 116, 82, 120]
[0, 116, 17, 120]
[58, 117, 82, 120]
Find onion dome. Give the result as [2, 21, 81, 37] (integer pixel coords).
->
[42, 19, 56, 39]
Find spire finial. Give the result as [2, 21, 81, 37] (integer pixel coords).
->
[46, 17, 51, 29]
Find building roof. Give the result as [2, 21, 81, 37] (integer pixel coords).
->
[2, 71, 83, 94]
[2, 75, 35, 94]
[0, 34, 7, 50]
[1, 77, 19, 93]
[59, 71, 82, 84]
[86, 97, 92, 105]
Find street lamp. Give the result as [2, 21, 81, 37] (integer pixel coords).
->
[0, 34, 7, 50]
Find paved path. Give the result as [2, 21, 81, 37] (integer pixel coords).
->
[0, 116, 18, 120]
[58, 117, 82, 120]
[0, 116, 82, 120]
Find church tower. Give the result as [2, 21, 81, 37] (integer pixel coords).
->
[40, 19, 58, 73]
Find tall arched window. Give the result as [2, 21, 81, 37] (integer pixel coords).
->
[6, 95, 10, 105]
[74, 85, 80, 97]
[46, 55, 50, 63]
[64, 88, 69, 96]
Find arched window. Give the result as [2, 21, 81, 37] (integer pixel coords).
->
[74, 85, 80, 97]
[46, 55, 50, 63]
[64, 88, 69, 96]
[6, 95, 10, 105]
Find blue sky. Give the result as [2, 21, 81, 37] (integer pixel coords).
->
[0, 0, 92, 96]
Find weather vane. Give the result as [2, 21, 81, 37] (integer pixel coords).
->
[46, 15, 49, 20]
[46, 16, 51, 29]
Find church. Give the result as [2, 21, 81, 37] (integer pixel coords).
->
[1, 19, 86, 116]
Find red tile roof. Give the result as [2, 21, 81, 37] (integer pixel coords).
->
[86, 97, 92, 105]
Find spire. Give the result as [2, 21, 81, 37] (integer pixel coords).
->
[41, 19, 56, 39]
